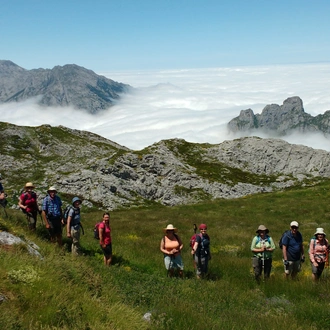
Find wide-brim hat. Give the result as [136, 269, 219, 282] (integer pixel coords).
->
[314, 228, 326, 236]
[256, 225, 269, 234]
[163, 224, 178, 233]
[25, 182, 35, 189]
[47, 186, 57, 193]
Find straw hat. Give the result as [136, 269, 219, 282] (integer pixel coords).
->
[163, 224, 178, 233]
[256, 225, 269, 234]
[47, 186, 57, 193]
[25, 182, 35, 189]
[314, 228, 326, 236]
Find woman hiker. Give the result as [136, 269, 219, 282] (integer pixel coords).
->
[160, 224, 184, 277]
[99, 212, 112, 266]
[309, 227, 329, 281]
[251, 224, 276, 282]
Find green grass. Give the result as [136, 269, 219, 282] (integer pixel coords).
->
[1, 180, 330, 329]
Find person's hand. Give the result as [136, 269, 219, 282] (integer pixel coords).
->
[67, 232, 71, 238]
[283, 260, 289, 266]
[45, 223, 50, 229]
[313, 262, 318, 267]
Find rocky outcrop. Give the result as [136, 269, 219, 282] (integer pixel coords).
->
[228, 96, 330, 136]
[0, 60, 132, 113]
[1, 122, 330, 210]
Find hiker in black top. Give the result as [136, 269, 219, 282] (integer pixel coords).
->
[191, 223, 211, 279]
[66, 197, 82, 255]
[18, 182, 39, 230]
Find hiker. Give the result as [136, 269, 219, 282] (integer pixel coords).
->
[251, 225, 276, 282]
[0, 173, 7, 207]
[160, 224, 184, 277]
[99, 212, 112, 266]
[18, 182, 39, 230]
[66, 197, 82, 255]
[191, 223, 210, 279]
[309, 228, 329, 281]
[42, 186, 63, 246]
[282, 221, 305, 279]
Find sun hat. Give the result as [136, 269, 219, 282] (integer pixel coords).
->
[163, 224, 178, 233]
[199, 224, 207, 230]
[72, 196, 82, 205]
[256, 225, 269, 234]
[25, 182, 35, 189]
[290, 221, 299, 227]
[47, 186, 57, 193]
[314, 228, 326, 236]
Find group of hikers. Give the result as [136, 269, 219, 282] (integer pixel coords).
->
[1, 175, 329, 279]
[251, 221, 330, 282]
[0, 176, 112, 266]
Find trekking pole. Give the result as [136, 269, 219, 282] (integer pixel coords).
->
[262, 240, 265, 281]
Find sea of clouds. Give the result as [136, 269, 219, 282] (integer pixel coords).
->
[1, 63, 330, 151]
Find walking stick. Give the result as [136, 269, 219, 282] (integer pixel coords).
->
[262, 240, 265, 280]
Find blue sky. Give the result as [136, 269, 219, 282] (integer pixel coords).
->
[1, 0, 330, 71]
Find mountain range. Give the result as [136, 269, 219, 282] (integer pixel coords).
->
[0, 60, 132, 114]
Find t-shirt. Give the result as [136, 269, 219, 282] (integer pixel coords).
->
[196, 234, 210, 257]
[20, 191, 38, 213]
[282, 231, 303, 261]
[99, 222, 111, 245]
[68, 207, 81, 226]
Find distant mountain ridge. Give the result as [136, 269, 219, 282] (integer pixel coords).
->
[227, 96, 330, 136]
[0, 60, 132, 113]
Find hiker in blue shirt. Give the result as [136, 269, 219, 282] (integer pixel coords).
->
[282, 221, 305, 279]
[42, 186, 63, 246]
[251, 225, 276, 282]
[66, 197, 82, 255]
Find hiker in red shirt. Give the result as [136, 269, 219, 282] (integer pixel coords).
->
[18, 182, 39, 230]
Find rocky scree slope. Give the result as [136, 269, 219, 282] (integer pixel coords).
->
[1, 122, 330, 210]
[0, 60, 132, 113]
[228, 96, 330, 136]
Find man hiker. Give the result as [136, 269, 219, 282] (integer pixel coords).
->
[66, 197, 83, 255]
[282, 221, 305, 279]
[42, 186, 63, 246]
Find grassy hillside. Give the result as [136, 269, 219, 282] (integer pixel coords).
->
[1, 180, 330, 329]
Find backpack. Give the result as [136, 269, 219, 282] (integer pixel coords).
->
[62, 205, 79, 225]
[279, 230, 291, 249]
[190, 233, 202, 249]
[94, 222, 102, 239]
[256, 235, 271, 245]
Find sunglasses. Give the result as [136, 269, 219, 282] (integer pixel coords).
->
[291, 226, 298, 229]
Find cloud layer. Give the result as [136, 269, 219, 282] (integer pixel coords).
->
[1, 63, 330, 151]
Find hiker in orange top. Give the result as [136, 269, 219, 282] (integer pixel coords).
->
[160, 224, 184, 277]
[309, 228, 329, 281]
[18, 182, 39, 230]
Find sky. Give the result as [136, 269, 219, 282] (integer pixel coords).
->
[1, 1, 330, 152]
[1, 0, 330, 71]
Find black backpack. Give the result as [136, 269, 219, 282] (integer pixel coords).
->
[278, 230, 290, 249]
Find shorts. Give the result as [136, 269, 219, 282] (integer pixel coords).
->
[164, 254, 184, 270]
[311, 261, 325, 276]
[284, 260, 301, 275]
[101, 243, 112, 256]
